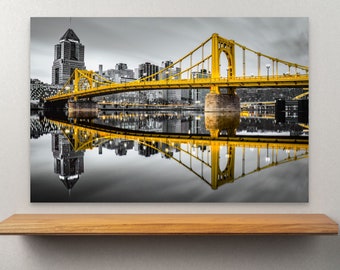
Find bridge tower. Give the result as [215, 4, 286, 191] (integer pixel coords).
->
[210, 33, 235, 92]
[205, 33, 240, 112]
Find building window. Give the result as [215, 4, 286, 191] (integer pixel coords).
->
[71, 42, 77, 60]
[56, 159, 61, 174]
[56, 45, 61, 59]
[55, 68, 59, 85]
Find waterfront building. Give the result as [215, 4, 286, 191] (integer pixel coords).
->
[136, 62, 160, 103]
[101, 63, 135, 83]
[191, 69, 211, 79]
[160, 60, 181, 103]
[187, 69, 211, 105]
[138, 62, 159, 81]
[101, 139, 134, 156]
[52, 28, 85, 85]
[30, 78, 60, 101]
[138, 142, 159, 157]
[96, 63, 136, 103]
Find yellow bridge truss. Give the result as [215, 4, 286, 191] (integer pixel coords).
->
[46, 33, 309, 103]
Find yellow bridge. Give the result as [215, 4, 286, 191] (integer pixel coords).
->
[45, 33, 308, 103]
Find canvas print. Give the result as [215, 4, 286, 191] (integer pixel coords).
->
[30, 18, 309, 202]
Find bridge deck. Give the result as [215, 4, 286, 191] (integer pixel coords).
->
[46, 75, 309, 102]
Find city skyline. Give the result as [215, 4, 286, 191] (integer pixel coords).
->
[31, 17, 308, 84]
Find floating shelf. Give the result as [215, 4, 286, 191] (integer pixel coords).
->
[0, 214, 338, 235]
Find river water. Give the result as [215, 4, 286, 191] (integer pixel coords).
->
[30, 109, 308, 202]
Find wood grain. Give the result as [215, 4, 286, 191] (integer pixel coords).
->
[0, 214, 338, 235]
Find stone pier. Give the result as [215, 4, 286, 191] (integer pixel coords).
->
[68, 100, 98, 118]
[204, 93, 240, 112]
[205, 111, 240, 138]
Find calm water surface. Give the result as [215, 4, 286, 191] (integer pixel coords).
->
[30, 110, 308, 202]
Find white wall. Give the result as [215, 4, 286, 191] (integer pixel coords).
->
[1, 0, 340, 269]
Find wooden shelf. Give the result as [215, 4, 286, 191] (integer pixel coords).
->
[0, 214, 338, 235]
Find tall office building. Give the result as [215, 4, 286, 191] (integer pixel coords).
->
[160, 60, 181, 102]
[137, 62, 160, 102]
[138, 62, 159, 80]
[52, 28, 85, 85]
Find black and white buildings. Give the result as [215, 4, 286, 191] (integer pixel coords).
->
[51, 28, 85, 85]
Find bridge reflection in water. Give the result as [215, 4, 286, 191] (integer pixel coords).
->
[47, 110, 308, 191]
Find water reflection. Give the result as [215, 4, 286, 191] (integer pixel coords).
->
[205, 111, 240, 137]
[33, 110, 308, 198]
[51, 130, 85, 193]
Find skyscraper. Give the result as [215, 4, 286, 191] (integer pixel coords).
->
[138, 62, 159, 80]
[160, 60, 181, 102]
[51, 28, 85, 85]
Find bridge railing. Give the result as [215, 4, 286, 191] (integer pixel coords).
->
[46, 74, 309, 102]
[115, 74, 309, 86]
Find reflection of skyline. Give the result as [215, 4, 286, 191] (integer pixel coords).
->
[101, 139, 134, 156]
[47, 114, 308, 192]
[30, 108, 308, 202]
[51, 130, 84, 192]
[31, 103, 308, 140]
[29, 109, 308, 200]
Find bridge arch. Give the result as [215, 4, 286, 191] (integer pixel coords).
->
[74, 70, 94, 92]
[211, 33, 236, 80]
[219, 42, 235, 79]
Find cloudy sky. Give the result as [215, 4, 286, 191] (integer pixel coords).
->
[31, 17, 308, 83]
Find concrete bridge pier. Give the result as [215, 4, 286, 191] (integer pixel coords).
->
[205, 111, 240, 138]
[44, 100, 68, 111]
[204, 87, 240, 112]
[68, 100, 98, 118]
